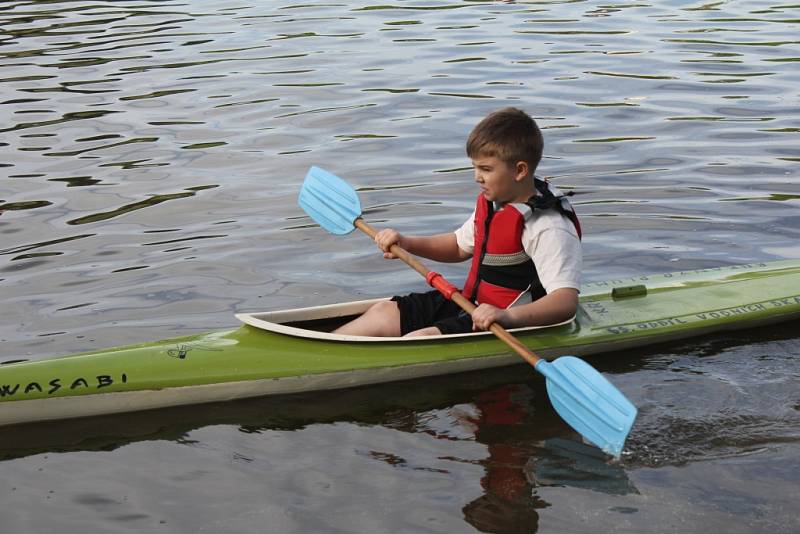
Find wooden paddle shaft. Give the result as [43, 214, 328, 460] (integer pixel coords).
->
[354, 218, 543, 367]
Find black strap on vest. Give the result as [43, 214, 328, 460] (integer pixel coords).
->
[526, 178, 581, 238]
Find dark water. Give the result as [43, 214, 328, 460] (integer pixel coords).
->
[1, 1, 799, 532]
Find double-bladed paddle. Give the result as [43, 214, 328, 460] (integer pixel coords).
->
[299, 166, 637, 458]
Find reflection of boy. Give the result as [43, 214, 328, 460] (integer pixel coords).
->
[462, 385, 547, 533]
[335, 107, 582, 337]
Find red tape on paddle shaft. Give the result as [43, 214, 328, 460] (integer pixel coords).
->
[426, 271, 459, 300]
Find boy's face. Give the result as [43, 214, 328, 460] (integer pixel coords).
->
[471, 155, 529, 204]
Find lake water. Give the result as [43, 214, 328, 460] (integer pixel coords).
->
[1, 0, 799, 532]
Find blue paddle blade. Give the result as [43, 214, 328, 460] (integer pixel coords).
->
[299, 166, 362, 235]
[535, 356, 637, 458]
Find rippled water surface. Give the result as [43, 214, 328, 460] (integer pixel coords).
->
[1, 1, 799, 532]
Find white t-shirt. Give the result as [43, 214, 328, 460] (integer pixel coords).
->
[454, 202, 582, 295]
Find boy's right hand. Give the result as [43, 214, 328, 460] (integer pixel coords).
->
[374, 228, 405, 259]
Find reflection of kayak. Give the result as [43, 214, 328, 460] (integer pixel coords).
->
[1, 260, 799, 427]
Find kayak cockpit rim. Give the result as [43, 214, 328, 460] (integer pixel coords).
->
[235, 297, 575, 342]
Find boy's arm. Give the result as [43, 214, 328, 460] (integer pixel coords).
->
[376, 230, 471, 263]
[470, 287, 578, 331]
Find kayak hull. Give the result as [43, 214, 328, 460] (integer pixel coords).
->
[2, 260, 799, 427]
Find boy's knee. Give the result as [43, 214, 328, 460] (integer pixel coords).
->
[335, 299, 401, 337]
[404, 326, 442, 337]
[370, 299, 399, 315]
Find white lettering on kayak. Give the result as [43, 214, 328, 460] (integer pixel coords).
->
[604, 295, 800, 335]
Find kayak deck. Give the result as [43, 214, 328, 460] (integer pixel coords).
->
[1, 259, 799, 427]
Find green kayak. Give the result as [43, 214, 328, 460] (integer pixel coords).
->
[1, 259, 799, 427]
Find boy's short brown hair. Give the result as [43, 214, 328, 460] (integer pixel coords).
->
[466, 107, 543, 171]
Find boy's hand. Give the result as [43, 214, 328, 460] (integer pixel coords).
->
[471, 303, 508, 331]
[374, 228, 405, 259]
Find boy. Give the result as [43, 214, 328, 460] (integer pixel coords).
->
[334, 107, 582, 337]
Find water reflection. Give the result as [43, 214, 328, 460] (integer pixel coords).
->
[461, 384, 551, 533]
[526, 439, 637, 496]
[65, 184, 218, 225]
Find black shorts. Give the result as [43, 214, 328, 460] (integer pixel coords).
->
[391, 289, 473, 335]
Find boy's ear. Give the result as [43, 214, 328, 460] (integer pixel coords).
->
[514, 161, 529, 181]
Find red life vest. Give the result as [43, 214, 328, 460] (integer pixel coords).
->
[462, 178, 581, 308]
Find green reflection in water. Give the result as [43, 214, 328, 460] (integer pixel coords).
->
[0, 110, 119, 133]
[0, 200, 52, 211]
[0, 234, 96, 256]
[335, 134, 397, 140]
[11, 252, 63, 262]
[428, 92, 493, 99]
[354, 4, 466, 11]
[586, 71, 677, 80]
[120, 89, 196, 101]
[719, 194, 800, 202]
[182, 142, 227, 149]
[66, 185, 219, 225]
[575, 137, 655, 143]
[45, 137, 158, 157]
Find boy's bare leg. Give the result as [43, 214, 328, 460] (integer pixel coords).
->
[405, 326, 442, 337]
[333, 300, 402, 337]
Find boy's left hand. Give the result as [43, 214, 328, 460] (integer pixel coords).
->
[471, 303, 508, 331]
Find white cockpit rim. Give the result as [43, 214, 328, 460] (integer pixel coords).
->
[235, 297, 575, 342]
